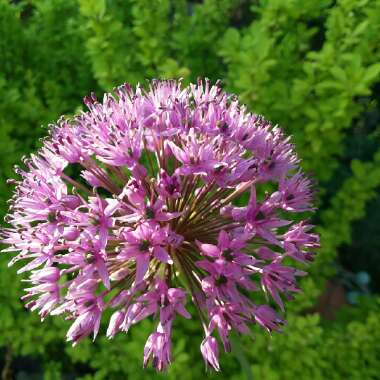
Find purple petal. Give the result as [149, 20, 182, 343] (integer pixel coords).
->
[96, 258, 110, 290]
[153, 247, 172, 264]
[198, 243, 220, 257]
[135, 254, 150, 284]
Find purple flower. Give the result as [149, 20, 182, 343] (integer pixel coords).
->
[118, 224, 171, 284]
[106, 310, 125, 339]
[253, 305, 286, 332]
[230, 186, 291, 245]
[197, 230, 255, 266]
[206, 304, 251, 352]
[283, 222, 320, 263]
[144, 323, 172, 371]
[120, 279, 190, 334]
[157, 170, 182, 199]
[261, 263, 306, 310]
[277, 172, 314, 212]
[22, 266, 60, 319]
[201, 336, 220, 371]
[1, 79, 319, 371]
[66, 306, 102, 345]
[65, 293, 104, 345]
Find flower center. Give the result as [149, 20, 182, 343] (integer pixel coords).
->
[139, 240, 151, 252]
[145, 207, 155, 219]
[215, 275, 228, 286]
[222, 249, 234, 261]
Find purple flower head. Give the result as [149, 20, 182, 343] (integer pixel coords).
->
[1, 79, 319, 371]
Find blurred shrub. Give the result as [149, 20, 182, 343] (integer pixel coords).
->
[0, 0, 379, 378]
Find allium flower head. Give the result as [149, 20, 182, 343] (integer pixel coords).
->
[1, 79, 319, 371]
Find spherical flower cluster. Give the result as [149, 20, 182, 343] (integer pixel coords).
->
[1, 79, 319, 371]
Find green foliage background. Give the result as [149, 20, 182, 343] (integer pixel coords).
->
[0, 0, 379, 379]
